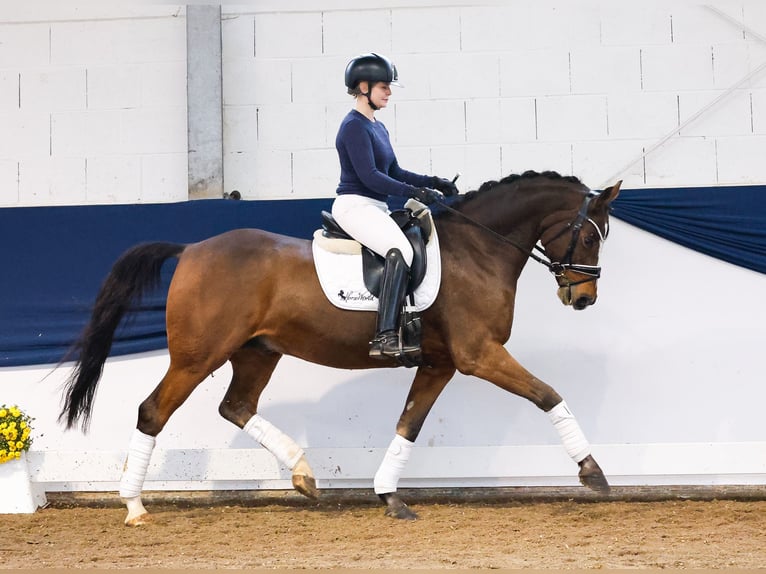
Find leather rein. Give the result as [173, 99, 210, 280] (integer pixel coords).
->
[431, 190, 607, 286]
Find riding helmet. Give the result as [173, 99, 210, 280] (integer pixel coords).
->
[344, 53, 402, 89]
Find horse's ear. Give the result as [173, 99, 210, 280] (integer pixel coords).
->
[596, 180, 621, 206]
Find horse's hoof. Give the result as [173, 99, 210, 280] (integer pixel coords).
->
[578, 454, 611, 494]
[124, 512, 152, 527]
[380, 493, 418, 520]
[292, 473, 319, 499]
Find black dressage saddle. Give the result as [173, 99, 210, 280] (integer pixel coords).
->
[320, 208, 431, 298]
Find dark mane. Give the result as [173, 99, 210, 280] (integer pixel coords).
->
[450, 170, 584, 208]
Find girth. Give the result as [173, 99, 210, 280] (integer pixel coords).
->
[320, 208, 429, 298]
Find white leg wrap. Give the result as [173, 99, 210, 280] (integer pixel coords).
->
[374, 434, 414, 494]
[548, 400, 591, 463]
[244, 414, 304, 470]
[119, 429, 156, 499]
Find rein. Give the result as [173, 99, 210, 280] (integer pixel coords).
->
[432, 191, 606, 285]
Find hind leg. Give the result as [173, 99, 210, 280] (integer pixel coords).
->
[219, 344, 318, 499]
[120, 362, 211, 526]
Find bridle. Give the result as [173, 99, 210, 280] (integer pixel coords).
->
[434, 190, 608, 287]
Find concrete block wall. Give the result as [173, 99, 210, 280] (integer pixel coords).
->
[0, 6, 187, 206]
[222, 0, 766, 200]
[2, 1, 766, 206]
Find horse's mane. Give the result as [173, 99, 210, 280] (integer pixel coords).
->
[456, 170, 584, 205]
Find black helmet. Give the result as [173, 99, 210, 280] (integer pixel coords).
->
[344, 53, 402, 90]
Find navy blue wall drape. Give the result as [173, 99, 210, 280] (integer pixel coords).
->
[1, 198, 332, 367]
[609, 185, 766, 275]
[1, 185, 764, 367]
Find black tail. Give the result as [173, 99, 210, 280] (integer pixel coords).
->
[59, 242, 186, 431]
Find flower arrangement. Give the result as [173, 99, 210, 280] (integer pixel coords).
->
[0, 405, 34, 464]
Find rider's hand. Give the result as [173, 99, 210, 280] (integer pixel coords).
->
[431, 176, 459, 197]
[411, 187, 444, 205]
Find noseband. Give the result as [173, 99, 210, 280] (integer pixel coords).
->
[436, 190, 607, 286]
[539, 190, 607, 287]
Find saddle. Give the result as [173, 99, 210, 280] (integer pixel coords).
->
[319, 205, 432, 298]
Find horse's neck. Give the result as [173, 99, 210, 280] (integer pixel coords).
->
[460, 183, 573, 243]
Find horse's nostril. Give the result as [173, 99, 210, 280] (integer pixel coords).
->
[574, 295, 594, 310]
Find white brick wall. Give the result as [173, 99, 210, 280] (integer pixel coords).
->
[3, 1, 766, 206]
[0, 6, 187, 206]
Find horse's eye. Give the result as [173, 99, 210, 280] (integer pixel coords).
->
[583, 234, 596, 248]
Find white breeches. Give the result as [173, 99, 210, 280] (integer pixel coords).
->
[332, 194, 414, 266]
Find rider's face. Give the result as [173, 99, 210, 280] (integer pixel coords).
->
[363, 81, 392, 109]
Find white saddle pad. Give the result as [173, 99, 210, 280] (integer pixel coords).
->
[312, 225, 442, 312]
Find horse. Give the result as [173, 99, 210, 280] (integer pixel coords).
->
[59, 170, 621, 525]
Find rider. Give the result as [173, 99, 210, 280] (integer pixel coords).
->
[331, 52, 458, 360]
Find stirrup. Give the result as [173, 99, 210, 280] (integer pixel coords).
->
[369, 331, 400, 358]
[369, 331, 421, 362]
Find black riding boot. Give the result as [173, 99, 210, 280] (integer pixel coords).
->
[369, 248, 416, 359]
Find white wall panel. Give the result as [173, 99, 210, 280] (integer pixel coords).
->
[391, 7, 460, 54]
[607, 92, 678, 139]
[291, 56, 350, 105]
[0, 110, 49, 157]
[465, 99, 500, 143]
[499, 98, 537, 143]
[599, 4, 672, 46]
[0, 70, 18, 109]
[429, 53, 499, 100]
[141, 153, 189, 203]
[223, 59, 291, 106]
[254, 12, 322, 59]
[641, 45, 715, 92]
[501, 142, 572, 175]
[51, 110, 122, 157]
[221, 13, 254, 62]
[671, 5, 746, 45]
[536, 95, 607, 142]
[0, 159, 17, 203]
[679, 90, 753, 137]
[86, 65, 142, 109]
[225, 149, 292, 197]
[322, 10, 392, 57]
[572, 140, 647, 189]
[18, 157, 85, 205]
[644, 137, 717, 186]
[751, 89, 766, 133]
[256, 103, 328, 149]
[393, 100, 465, 146]
[292, 148, 339, 198]
[85, 155, 141, 203]
[570, 47, 642, 94]
[499, 49, 570, 97]
[120, 107, 186, 154]
[430, 144, 502, 193]
[712, 43, 757, 88]
[20, 68, 86, 111]
[716, 135, 766, 183]
[0, 23, 49, 68]
[223, 106, 258, 153]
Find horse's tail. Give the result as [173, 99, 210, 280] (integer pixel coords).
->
[59, 242, 186, 431]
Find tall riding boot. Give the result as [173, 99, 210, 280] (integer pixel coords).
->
[369, 248, 413, 359]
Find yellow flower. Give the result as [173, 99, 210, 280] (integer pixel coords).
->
[9, 407, 20, 417]
[0, 409, 6, 418]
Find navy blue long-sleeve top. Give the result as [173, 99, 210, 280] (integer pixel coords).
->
[335, 109, 433, 202]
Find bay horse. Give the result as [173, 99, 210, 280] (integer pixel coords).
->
[60, 170, 621, 525]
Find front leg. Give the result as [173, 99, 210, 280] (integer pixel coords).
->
[454, 342, 610, 493]
[375, 364, 455, 519]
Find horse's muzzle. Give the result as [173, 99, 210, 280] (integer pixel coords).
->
[557, 285, 597, 310]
